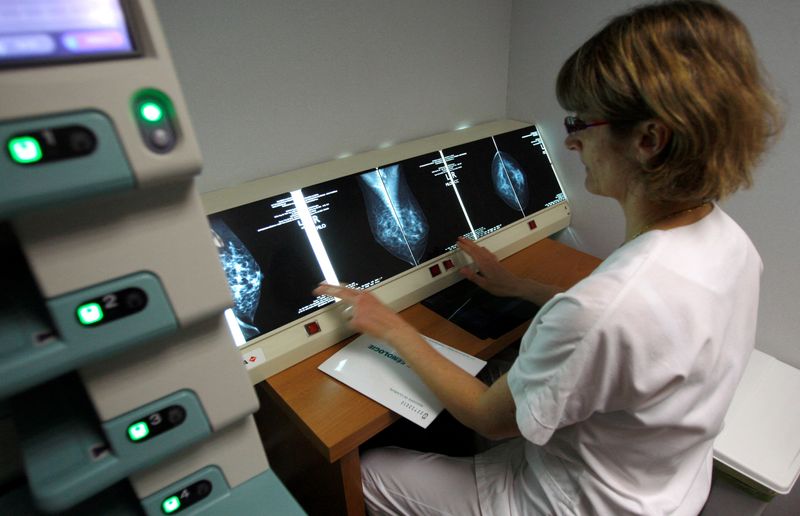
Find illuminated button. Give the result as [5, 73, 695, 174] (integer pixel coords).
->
[528, 219, 538, 230]
[139, 101, 165, 123]
[304, 321, 321, 336]
[443, 259, 455, 270]
[429, 264, 441, 277]
[162, 495, 181, 514]
[76, 302, 104, 325]
[8, 136, 43, 164]
[127, 421, 150, 442]
[134, 90, 177, 153]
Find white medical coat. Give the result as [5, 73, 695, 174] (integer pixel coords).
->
[476, 205, 761, 515]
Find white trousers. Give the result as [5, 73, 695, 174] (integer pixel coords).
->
[361, 446, 482, 516]
[361, 352, 519, 515]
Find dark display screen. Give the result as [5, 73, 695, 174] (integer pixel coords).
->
[0, 0, 136, 67]
[209, 192, 329, 341]
[209, 125, 565, 342]
[440, 138, 528, 240]
[491, 126, 566, 210]
[305, 173, 416, 289]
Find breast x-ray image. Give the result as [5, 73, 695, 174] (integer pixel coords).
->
[358, 164, 429, 266]
[209, 219, 263, 340]
[300, 174, 415, 291]
[207, 125, 564, 344]
[491, 150, 529, 212]
[492, 126, 564, 212]
[208, 192, 329, 339]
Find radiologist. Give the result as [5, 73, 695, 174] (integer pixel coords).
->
[313, 1, 783, 513]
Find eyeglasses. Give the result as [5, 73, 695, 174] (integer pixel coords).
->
[564, 116, 610, 134]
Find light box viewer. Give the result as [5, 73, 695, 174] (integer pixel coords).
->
[203, 120, 570, 381]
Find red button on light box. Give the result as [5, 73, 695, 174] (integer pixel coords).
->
[429, 264, 442, 277]
[528, 219, 538, 230]
[304, 321, 321, 336]
[443, 259, 455, 270]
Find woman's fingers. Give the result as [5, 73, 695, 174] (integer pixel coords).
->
[459, 265, 488, 288]
[312, 282, 415, 341]
[312, 282, 359, 301]
[457, 236, 490, 262]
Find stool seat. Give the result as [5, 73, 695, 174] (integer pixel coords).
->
[713, 349, 800, 497]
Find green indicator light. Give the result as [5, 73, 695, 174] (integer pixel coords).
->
[128, 421, 150, 442]
[76, 302, 104, 325]
[162, 495, 181, 514]
[8, 136, 43, 164]
[139, 102, 164, 123]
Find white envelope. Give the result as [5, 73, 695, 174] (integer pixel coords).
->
[318, 334, 486, 428]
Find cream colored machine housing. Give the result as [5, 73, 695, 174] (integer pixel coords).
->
[12, 181, 232, 327]
[80, 313, 259, 430]
[1, 0, 255, 427]
[1, 0, 286, 511]
[4, 0, 231, 335]
[203, 119, 571, 382]
[130, 417, 268, 499]
[2, 0, 202, 186]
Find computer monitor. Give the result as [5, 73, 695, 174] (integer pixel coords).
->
[204, 120, 570, 380]
[0, 0, 137, 68]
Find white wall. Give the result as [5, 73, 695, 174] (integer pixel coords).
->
[154, 0, 512, 194]
[154, 1, 799, 367]
[507, 0, 800, 368]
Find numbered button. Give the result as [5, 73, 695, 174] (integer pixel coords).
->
[75, 287, 149, 327]
[160, 480, 213, 514]
[126, 405, 187, 443]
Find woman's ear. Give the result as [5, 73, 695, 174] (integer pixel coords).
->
[634, 119, 671, 164]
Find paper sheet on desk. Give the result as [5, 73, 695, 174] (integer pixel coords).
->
[318, 334, 486, 428]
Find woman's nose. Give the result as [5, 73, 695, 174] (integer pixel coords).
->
[565, 133, 581, 151]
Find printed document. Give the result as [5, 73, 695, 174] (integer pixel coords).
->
[318, 334, 486, 428]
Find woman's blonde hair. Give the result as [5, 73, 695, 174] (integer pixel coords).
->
[556, 0, 783, 203]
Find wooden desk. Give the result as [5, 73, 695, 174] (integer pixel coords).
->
[253, 238, 601, 515]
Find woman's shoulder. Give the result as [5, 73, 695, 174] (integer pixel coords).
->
[544, 204, 761, 340]
[581, 205, 758, 291]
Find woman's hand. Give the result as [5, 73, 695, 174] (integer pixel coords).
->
[312, 283, 418, 345]
[457, 237, 523, 298]
[313, 281, 520, 440]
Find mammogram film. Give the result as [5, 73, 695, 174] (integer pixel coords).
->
[209, 219, 263, 339]
[491, 126, 565, 212]
[491, 151, 529, 211]
[208, 193, 329, 338]
[358, 164, 429, 265]
[301, 173, 415, 292]
[207, 125, 565, 344]
[429, 138, 528, 246]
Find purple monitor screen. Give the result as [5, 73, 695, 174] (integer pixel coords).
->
[0, 0, 136, 66]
